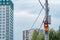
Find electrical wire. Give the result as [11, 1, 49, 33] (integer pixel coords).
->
[30, 8, 43, 29]
[39, 16, 45, 35]
[30, 0, 45, 29]
[38, 0, 45, 9]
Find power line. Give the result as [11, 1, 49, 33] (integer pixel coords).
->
[39, 16, 45, 35]
[38, 0, 46, 34]
[30, 0, 45, 29]
[30, 8, 43, 29]
[38, 0, 45, 9]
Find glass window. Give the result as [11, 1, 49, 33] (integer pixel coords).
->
[3, 25, 5, 27]
[3, 31, 5, 33]
[0, 8, 1, 10]
[3, 22, 5, 24]
[0, 16, 1, 18]
[3, 37, 5, 39]
[3, 2, 5, 4]
[0, 2, 1, 4]
[3, 11, 5, 13]
[6, 0, 9, 1]
[0, 14, 1, 15]
[0, 0, 2, 1]
[26, 39, 29, 40]
[6, 7, 9, 9]
[0, 19, 1, 21]
[7, 2, 8, 4]
[0, 37, 1, 39]
[0, 22, 1, 24]
[3, 17, 5, 18]
[3, 8, 5, 10]
[3, 14, 5, 15]
[3, 0, 5, 1]
[0, 28, 1, 30]
[3, 28, 5, 30]
[3, 34, 5, 35]
[3, 19, 5, 21]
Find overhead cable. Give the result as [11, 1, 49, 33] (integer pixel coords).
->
[30, 8, 43, 29]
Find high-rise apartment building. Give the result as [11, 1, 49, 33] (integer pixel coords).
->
[23, 29, 38, 40]
[0, 0, 14, 40]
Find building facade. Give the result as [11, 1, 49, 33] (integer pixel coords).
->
[0, 0, 14, 40]
[23, 29, 38, 40]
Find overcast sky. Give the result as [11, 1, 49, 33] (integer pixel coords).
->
[12, 0, 60, 40]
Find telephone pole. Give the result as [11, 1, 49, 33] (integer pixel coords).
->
[43, 0, 50, 40]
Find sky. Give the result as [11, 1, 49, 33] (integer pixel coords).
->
[12, 0, 60, 40]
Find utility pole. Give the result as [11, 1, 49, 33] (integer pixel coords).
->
[43, 0, 50, 40]
[45, 0, 49, 40]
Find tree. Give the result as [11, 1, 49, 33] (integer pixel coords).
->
[49, 29, 59, 40]
[31, 28, 60, 40]
[57, 26, 60, 40]
[31, 30, 39, 40]
[31, 30, 44, 40]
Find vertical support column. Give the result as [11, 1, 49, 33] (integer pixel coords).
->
[44, 0, 49, 40]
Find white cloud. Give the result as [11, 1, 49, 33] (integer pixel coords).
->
[13, 0, 60, 5]
[14, 10, 37, 17]
[14, 10, 45, 22]
[49, 0, 60, 4]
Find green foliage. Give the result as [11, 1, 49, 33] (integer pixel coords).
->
[31, 26, 60, 40]
[31, 30, 39, 40]
[31, 30, 44, 40]
[49, 29, 59, 40]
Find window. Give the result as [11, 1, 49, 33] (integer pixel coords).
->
[0, 10, 1, 12]
[3, 34, 5, 35]
[3, 0, 5, 1]
[26, 39, 29, 40]
[0, 28, 1, 30]
[0, 8, 1, 10]
[3, 2, 5, 4]
[3, 31, 5, 33]
[0, 0, 2, 1]
[0, 2, 1, 4]
[6, 0, 9, 1]
[3, 8, 5, 10]
[3, 19, 5, 21]
[7, 2, 8, 4]
[3, 22, 5, 24]
[0, 19, 1, 21]
[3, 25, 5, 27]
[6, 7, 9, 9]
[0, 37, 1, 39]
[3, 28, 5, 30]
[0, 16, 1, 18]
[0, 14, 1, 15]
[3, 16, 5, 18]
[6, 10, 9, 12]
[0, 22, 1, 24]
[3, 14, 5, 15]
[3, 37, 5, 39]
[3, 11, 5, 13]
